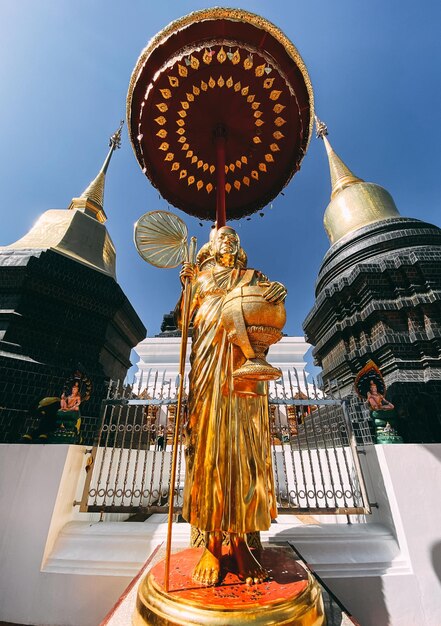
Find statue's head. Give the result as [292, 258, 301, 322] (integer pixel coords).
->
[213, 226, 240, 268]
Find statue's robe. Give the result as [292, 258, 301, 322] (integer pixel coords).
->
[180, 264, 277, 534]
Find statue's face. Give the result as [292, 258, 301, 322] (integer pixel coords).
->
[213, 227, 240, 267]
[370, 381, 377, 393]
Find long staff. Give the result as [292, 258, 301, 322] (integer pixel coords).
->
[164, 236, 197, 592]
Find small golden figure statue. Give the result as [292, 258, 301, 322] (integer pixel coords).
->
[178, 226, 287, 585]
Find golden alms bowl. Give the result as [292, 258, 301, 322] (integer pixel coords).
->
[221, 284, 286, 381]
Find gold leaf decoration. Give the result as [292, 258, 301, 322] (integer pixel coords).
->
[156, 102, 168, 112]
[178, 64, 188, 77]
[165, 152, 174, 162]
[275, 117, 286, 127]
[243, 176, 250, 186]
[187, 92, 195, 102]
[217, 47, 227, 63]
[156, 129, 167, 138]
[197, 180, 204, 190]
[236, 159, 242, 168]
[255, 64, 265, 77]
[241, 156, 248, 164]
[224, 165, 229, 174]
[259, 162, 267, 172]
[247, 94, 255, 103]
[273, 131, 284, 140]
[229, 163, 235, 172]
[155, 116, 166, 126]
[225, 182, 231, 193]
[203, 49, 212, 64]
[203, 163, 208, 171]
[251, 102, 260, 110]
[193, 85, 200, 96]
[270, 143, 280, 151]
[186, 150, 193, 158]
[244, 56, 253, 70]
[180, 170, 187, 179]
[160, 89, 172, 99]
[178, 110, 187, 118]
[251, 170, 259, 180]
[234, 180, 241, 190]
[208, 76, 215, 89]
[197, 159, 203, 169]
[178, 136, 186, 144]
[176, 119, 185, 127]
[263, 77, 275, 89]
[265, 153, 275, 163]
[206, 182, 213, 193]
[253, 136, 262, 144]
[254, 110, 263, 118]
[168, 76, 179, 88]
[241, 86, 249, 96]
[201, 80, 208, 91]
[188, 175, 195, 186]
[181, 101, 189, 110]
[176, 128, 185, 136]
[234, 81, 241, 92]
[232, 49, 241, 65]
[255, 118, 264, 127]
[190, 55, 199, 70]
[171, 162, 180, 171]
[182, 143, 189, 150]
[209, 165, 215, 174]
[226, 76, 233, 88]
[273, 103, 285, 114]
[217, 76, 225, 87]
[191, 155, 198, 164]
[159, 142, 169, 151]
[270, 90, 282, 101]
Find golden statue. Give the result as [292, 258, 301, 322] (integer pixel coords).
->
[178, 226, 287, 585]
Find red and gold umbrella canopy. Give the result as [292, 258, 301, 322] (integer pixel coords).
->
[127, 8, 314, 221]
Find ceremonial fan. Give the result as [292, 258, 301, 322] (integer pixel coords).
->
[134, 210, 196, 590]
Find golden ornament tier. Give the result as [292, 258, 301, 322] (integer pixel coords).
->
[133, 546, 325, 625]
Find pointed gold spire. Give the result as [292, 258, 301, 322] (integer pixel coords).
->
[316, 116, 400, 245]
[69, 121, 124, 223]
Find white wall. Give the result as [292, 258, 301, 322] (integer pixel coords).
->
[0, 444, 128, 626]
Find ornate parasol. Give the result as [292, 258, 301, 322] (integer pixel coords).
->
[127, 7, 314, 225]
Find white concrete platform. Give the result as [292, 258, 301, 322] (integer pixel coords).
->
[1, 443, 441, 626]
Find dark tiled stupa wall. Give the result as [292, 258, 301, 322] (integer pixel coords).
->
[0, 248, 145, 443]
[303, 217, 441, 442]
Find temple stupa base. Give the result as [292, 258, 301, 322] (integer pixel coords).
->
[133, 546, 325, 626]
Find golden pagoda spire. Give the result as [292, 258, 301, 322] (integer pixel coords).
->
[315, 115, 400, 245]
[69, 120, 124, 223]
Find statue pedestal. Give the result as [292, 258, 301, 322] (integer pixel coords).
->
[133, 546, 325, 625]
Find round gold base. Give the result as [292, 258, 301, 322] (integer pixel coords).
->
[133, 547, 325, 626]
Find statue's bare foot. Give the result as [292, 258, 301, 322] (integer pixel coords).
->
[230, 534, 268, 584]
[192, 548, 221, 586]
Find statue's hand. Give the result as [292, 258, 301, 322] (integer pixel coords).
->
[262, 281, 287, 304]
[180, 261, 195, 286]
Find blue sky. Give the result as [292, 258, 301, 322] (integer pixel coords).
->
[1, 1, 440, 372]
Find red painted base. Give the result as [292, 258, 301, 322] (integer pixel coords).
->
[134, 545, 325, 624]
[151, 546, 309, 607]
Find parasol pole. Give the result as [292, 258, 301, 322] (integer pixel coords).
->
[164, 235, 197, 592]
[215, 124, 227, 227]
